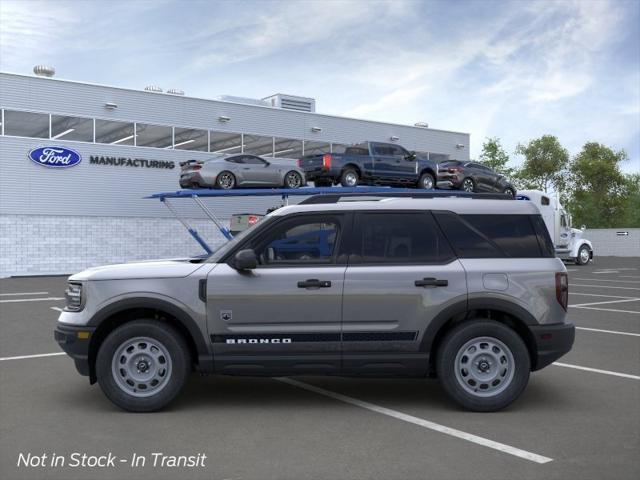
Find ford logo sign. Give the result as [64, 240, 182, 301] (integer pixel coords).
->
[28, 146, 82, 168]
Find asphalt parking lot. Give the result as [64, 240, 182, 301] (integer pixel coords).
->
[1, 257, 639, 480]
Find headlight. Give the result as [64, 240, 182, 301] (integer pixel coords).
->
[64, 283, 83, 311]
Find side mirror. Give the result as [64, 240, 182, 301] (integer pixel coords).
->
[232, 249, 257, 271]
[581, 225, 586, 231]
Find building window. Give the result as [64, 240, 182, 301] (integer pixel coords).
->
[173, 127, 208, 151]
[51, 115, 93, 142]
[273, 137, 303, 159]
[303, 141, 330, 156]
[95, 119, 135, 145]
[3, 110, 49, 138]
[210, 131, 242, 154]
[244, 134, 274, 156]
[135, 123, 173, 148]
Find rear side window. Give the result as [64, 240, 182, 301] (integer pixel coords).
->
[435, 212, 548, 258]
[352, 212, 455, 264]
[530, 215, 555, 257]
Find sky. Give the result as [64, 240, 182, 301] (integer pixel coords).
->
[1, 0, 638, 173]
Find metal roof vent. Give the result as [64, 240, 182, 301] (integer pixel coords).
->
[414, 122, 429, 128]
[167, 88, 185, 96]
[33, 65, 55, 77]
[262, 94, 316, 113]
[144, 85, 163, 93]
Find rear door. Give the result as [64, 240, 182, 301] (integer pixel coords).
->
[341, 211, 467, 375]
[206, 213, 349, 374]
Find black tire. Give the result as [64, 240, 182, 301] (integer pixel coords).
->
[461, 177, 475, 192]
[418, 172, 435, 189]
[284, 171, 303, 189]
[216, 171, 236, 189]
[436, 320, 530, 412]
[340, 168, 359, 187]
[96, 319, 191, 412]
[504, 187, 515, 197]
[575, 244, 591, 265]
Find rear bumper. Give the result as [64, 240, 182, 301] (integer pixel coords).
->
[179, 172, 209, 188]
[54, 324, 96, 377]
[530, 322, 575, 371]
[436, 174, 463, 188]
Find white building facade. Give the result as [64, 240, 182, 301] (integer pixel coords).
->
[0, 72, 470, 276]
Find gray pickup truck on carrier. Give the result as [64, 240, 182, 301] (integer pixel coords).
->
[299, 142, 439, 189]
[55, 192, 574, 412]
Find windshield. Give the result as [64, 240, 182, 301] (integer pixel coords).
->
[206, 215, 277, 263]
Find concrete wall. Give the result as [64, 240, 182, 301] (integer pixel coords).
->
[587, 228, 640, 257]
[0, 215, 230, 277]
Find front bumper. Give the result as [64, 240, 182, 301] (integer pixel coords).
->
[54, 324, 96, 377]
[530, 322, 575, 370]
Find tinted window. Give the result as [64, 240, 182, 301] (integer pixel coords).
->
[252, 217, 341, 266]
[51, 114, 93, 142]
[433, 212, 502, 258]
[530, 215, 555, 257]
[353, 212, 454, 264]
[226, 156, 244, 164]
[242, 155, 266, 165]
[462, 215, 542, 258]
[4, 110, 49, 138]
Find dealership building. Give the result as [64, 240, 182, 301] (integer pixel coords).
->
[0, 69, 470, 276]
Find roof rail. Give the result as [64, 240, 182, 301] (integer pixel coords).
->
[299, 191, 514, 205]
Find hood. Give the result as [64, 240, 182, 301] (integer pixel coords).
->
[69, 258, 207, 281]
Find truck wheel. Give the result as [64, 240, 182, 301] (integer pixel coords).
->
[576, 245, 591, 265]
[436, 320, 530, 412]
[418, 172, 435, 189]
[96, 320, 191, 412]
[503, 187, 515, 196]
[461, 177, 475, 192]
[340, 168, 359, 187]
[216, 171, 236, 189]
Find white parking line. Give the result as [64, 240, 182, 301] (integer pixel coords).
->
[592, 270, 619, 274]
[0, 297, 64, 303]
[575, 327, 640, 337]
[570, 298, 640, 307]
[572, 278, 640, 284]
[50, 307, 63, 312]
[0, 352, 66, 362]
[571, 306, 640, 315]
[619, 275, 640, 279]
[553, 362, 640, 380]
[277, 378, 553, 464]
[0, 291, 49, 296]
[570, 292, 636, 299]
[570, 284, 640, 291]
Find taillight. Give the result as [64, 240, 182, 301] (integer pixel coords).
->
[248, 215, 259, 226]
[297, 159, 301, 167]
[448, 167, 460, 173]
[322, 154, 331, 170]
[555, 272, 568, 311]
[192, 164, 202, 170]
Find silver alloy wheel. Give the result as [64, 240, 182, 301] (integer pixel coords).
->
[454, 336, 515, 397]
[285, 171, 302, 188]
[344, 171, 358, 186]
[111, 336, 173, 398]
[218, 172, 235, 189]
[421, 175, 434, 189]
[504, 188, 515, 196]
[579, 246, 590, 264]
[462, 178, 474, 192]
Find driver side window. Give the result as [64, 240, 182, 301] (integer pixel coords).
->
[253, 217, 341, 266]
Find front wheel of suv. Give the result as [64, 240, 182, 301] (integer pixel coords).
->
[96, 320, 191, 412]
[436, 320, 530, 412]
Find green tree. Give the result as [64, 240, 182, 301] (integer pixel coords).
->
[515, 135, 569, 192]
[479, 137, 514, 177]
[567, 142, 629, 228]
[619, 173, 640, 228]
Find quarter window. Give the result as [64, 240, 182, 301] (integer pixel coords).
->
[353, 212, 454, 264]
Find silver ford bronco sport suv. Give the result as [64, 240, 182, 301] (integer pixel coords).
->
[55, 193, 575, 412]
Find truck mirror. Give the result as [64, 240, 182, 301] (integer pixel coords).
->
[232, 249, 258, 271]
[581, 225, 586, 231]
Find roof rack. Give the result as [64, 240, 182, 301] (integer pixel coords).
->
[299, 191, 513, 204]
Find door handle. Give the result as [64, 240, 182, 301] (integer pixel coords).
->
[297, 279, 332, 288]
[415, 278, 448, 287]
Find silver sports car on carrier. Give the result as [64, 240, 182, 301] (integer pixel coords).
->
[179, 154, 306, 189]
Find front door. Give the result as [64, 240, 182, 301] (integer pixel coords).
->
[207, 213, 349, 374]
[341, 211, 467, 375]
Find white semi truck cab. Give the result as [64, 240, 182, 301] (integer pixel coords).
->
[517, 190, 594, 265]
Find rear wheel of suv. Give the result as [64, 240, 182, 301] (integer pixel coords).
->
[340, 168, 359, 187]
[436, 320, 530, 411]
[96, 320, 191, 412]
[461, 177, 475, 192]
[418, 172, 435, 189]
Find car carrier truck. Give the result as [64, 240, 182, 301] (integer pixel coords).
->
[518, 190, 594, 265]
